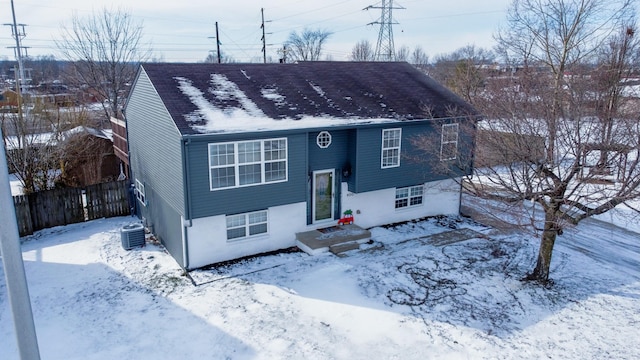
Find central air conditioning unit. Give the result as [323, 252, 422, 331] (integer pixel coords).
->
[121, 223, 145, 250]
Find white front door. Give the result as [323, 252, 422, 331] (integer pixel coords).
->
[312, 169, 335, 223]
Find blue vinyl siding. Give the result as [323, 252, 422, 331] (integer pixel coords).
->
[186, 133, 308, 218]
[307, 130, 351, 222]
[353, 122, 465, 193]
[346, 129, 358, 191]
[308, 129, 351, 171]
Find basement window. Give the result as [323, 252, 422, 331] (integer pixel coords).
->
[226, 210, 269, 241]
[395, 185, 424, 209]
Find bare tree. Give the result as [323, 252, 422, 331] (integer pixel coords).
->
[411, 46, 430, 71]
[396, 45, 410, 62]
[24, 55, 61, 85]
[453, 0, 639, 283]
[350, 39, 375, 61]
[3, 95, 97, 193]
[203, 51, 236, 64]
[285, 28, 333, 61]
[431, 45, 494, 104]
[56, 7, 151, 125]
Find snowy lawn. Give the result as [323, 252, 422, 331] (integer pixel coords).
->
[1, 210, 639, 359]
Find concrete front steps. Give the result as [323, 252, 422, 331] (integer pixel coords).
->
[295, 224, 371, 256]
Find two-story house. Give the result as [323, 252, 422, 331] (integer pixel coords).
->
[124, 61, 477, 269]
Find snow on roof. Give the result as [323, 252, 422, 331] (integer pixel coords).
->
[176, 75, 398, 133]
[139, 62, 478, 135]
[3, 132, 55, 150]
[3, 127, 111, 151]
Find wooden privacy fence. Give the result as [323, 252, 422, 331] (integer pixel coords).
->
[13, 180, 132, 237]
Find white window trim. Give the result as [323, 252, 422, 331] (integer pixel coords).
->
[226, 210, 269, 241]
[395, 185, 424, 209]
[381, 128, 402, 169]
[209, 138, 288, 191]
[440, 123, 459, 161]
[316, 131, 332, 148]
[135, 179, 146, 206]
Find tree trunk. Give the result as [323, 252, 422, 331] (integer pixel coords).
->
[526, 208, 559, 283]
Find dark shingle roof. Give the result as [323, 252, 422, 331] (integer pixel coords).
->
[139, 61, 477, 135]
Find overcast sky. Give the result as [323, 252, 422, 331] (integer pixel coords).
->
[1, 0, 513, 63]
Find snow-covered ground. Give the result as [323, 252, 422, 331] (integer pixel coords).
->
[1, 202, 639, 359]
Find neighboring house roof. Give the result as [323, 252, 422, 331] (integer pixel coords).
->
[62, 126, 111, 141]
[139, 62, 478, 135]
[4, 127, 110, 151]
[0, 89, 20, 108]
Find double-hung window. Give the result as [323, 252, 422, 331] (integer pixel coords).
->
[440, 123, 459, 161]
[135, 179, 146, 206]
[264, 139, 288, 182]
[381, 128, 402, 168]
[209, 138, 287, 190]
[226, 210, 268, 241]
[395, 185, 424, 209]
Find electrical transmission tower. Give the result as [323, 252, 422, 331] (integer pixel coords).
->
[365, 0, 404, 61]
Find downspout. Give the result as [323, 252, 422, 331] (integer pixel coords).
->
[181, 137, 193, 270]
[460, 115, 479, 215]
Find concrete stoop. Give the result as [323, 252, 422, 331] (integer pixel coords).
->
[329, 242, 360, 256]
[295, 224, 371, 256]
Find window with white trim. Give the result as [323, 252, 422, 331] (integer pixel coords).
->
[226, 210, 268, 241]
[395, 185, 424, 209]
[316, 131, 332, 148]
[381, 128, 401, 168]
[440, 123, 459, 161]
[209, 138, 287, 190]
[135, 179, 146, 206]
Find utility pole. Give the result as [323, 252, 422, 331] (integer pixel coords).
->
[208, 22, 222, 64]
[261, 8, 272, 64]
[365, 0, 405, 62]
[2, 5, 43, 359]
[215, 22, 221, 64]
[1, 116, 41, 360]
[0, 4, 40, 357]
[278, 45, 289, 64]
[4, 0, 29, 85]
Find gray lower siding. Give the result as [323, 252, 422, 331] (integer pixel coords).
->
[126, 68, 185, 215]
[140, 187, 185, 268]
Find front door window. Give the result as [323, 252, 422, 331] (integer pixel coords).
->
[313, 170, 334, 223]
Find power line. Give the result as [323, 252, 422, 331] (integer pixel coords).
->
[270, 0, 355, 22]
